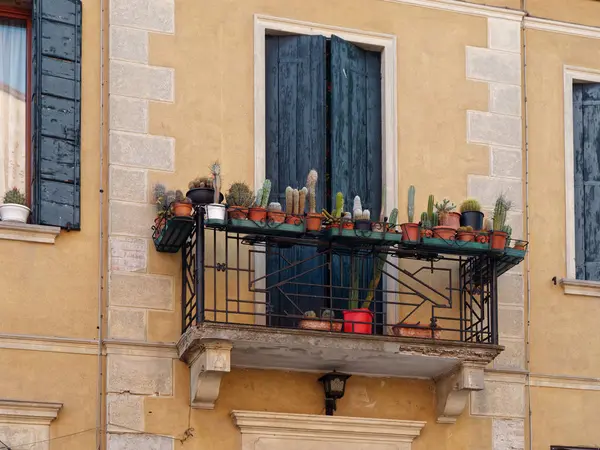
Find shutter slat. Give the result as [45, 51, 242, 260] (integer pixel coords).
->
[573, 85, 586, 279]
[32, 0, 81, 229]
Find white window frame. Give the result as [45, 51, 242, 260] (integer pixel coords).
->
[563, 66, 600, 283]
[253, 14, 398, 325]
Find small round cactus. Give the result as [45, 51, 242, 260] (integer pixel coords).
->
[303, 310, 317, 318]
[460, 198, 481, 213]
[268, 202, 282, 212]
[226, 182, 254, 207]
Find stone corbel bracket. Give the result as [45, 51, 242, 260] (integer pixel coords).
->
[188, 340, 233, 409]
[435, 362, 485, 424]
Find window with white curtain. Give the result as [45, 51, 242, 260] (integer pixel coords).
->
[0, 15, 27, 202]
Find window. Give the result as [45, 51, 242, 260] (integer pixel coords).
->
[0, 7, 29, 205]
[572, 83, 600, 281]
[0, 0, 82, 230]
[264, 33, 383, 324]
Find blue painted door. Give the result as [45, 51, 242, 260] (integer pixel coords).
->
[265, 35, 327, 325]
[573, 83, 600, 281]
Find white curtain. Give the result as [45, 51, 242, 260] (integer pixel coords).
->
[0, 17, 26, 200]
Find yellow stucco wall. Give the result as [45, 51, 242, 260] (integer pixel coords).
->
[527, 0, 600, 28]
[0, 0, 102, 340]
[144, 366, 492, 450]
[0, 349, 99, 450]
[526, 28, 600, 378]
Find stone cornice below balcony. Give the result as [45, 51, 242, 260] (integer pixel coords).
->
[177, 322, 503, 423]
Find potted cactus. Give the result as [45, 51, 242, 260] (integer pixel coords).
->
[284, 186, 306, 225]
[305, 169, 323, 231]
[298, 309, 342, 332]
[173, 190, 193, 217]
[353, 196, 371, 230]
[226, 182, 254, 219]
[432, 196, 456, 241]
[187, 176, 218, 205]
[456, 226, 475, 242]
[400, 185, 419, 241]
[490, 193, 512, 250]
[248, 180, 271, 222]
[205, 162, 226, 221]
[459, 198, 484, 230]
[436, 198, 460, 229]
[267, 202, 285, 223]
[323, 192, 353, 230]
[0, 187, 29, 223]
[152, 184, 175, 232]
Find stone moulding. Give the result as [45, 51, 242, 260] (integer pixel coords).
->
[0, 399, 62, 425]
[232, 410, 426, 448]
[189, 340, 233, 409]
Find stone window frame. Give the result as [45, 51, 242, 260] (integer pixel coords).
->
[0, 399, 62, 450]
[561, 66, 600, 297]
[252, 14, 399, 324]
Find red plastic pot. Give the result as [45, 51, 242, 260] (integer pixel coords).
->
[248, 207, 267, 223]
[343, 308, 373, 334]
[400, 223, 419, 241]
[228, 206, 248, 220]
[432, 226, 456, 240]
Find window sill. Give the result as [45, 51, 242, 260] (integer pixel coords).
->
[0, 222, 60, 244]
[560, 278, 600, 298]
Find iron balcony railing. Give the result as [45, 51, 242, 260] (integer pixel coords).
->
[179, 207, 526, 345]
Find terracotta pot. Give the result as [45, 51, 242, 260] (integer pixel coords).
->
[248, 207, 267, 223]
[475, 233, 489, 244]
[439, 212, 461, 229]
[172, 203, 192, 217]
[342, 220, 354, 230]
[343, 308, 373, 334]
[286, 215, 302, 225]
[513, 243, 526, 251]
[306, 213, 323, 231]
[432, 226, 456, 241]
[490, 231, 508, 250]
[392, 323, 441, 339]
[227, 206, 248, 220]
[400, 223, 420, 241]
[268, 210, 286, 223]
[298, 319, 342, 332]
[456, 231, 476, 242]
[371, 222, 384, 232]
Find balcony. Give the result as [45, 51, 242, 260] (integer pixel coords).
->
[172, 208, 525, 422]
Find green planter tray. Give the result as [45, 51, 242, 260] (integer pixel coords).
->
[153, 216, 195, 253]
[222, 218, 305, 236]
[325, 228, 402, 244]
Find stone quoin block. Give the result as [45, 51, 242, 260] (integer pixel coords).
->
[106, 393, 144, 432]
[109, 272, 173, 310]
[109, 166, 148, 203]
[489, 84, 522, 117]
[471, 380, 525, 418]
[494, 337, 525, 371]
[487, 18, 521, 53]
[110, 131, 175, 171]
[110, 96, 149, 134]
[108, 307, 147, 340]
[107, 354, 173, 395]
[491, 147, 522, 179]
[498, 273, 524, 307]
[498, 306, 525, 339]
[110, 26, 149, 63]
[466, 46, 521, 85]
[107, 433, 173, 450]
[109, 237, 148, 273]
[467, 175, 523, 210]
[468, 111, 522, 148]
[110, 201, 156, 237]
[493, 419, 525, 450]
[110, 60, 174, 102]
[109, 0, 175, 34]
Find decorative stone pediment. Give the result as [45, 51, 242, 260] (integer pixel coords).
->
[232, 410, 426, 450]
[0, 399, 62, 450]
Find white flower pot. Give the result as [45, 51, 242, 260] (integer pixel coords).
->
[0, 204, 31, 223]
[206, 203, 226, 221]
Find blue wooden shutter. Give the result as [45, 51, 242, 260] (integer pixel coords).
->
[265, 35, 326, 323]
[573, 83, 600, 281]
[32, 0, 82, 229]
[330, 35, 383, 318]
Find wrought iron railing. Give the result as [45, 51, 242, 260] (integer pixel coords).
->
[180, 207, 526, 345]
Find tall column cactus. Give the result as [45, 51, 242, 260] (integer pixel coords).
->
[407, 185, 415, 223]
[260, 180, 271, 208]
[292, 189, 300, 215]
[334, 192, 344, 219]
[210, 162, 221, 204]
[299, 187, 307, 214]
[306, 169, 318, 214]
[493, 193, 512, 231]
[427, 194, 435, 227]
[285, 186, 293, 215]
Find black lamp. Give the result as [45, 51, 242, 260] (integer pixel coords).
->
[318, 371, 351, 416]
